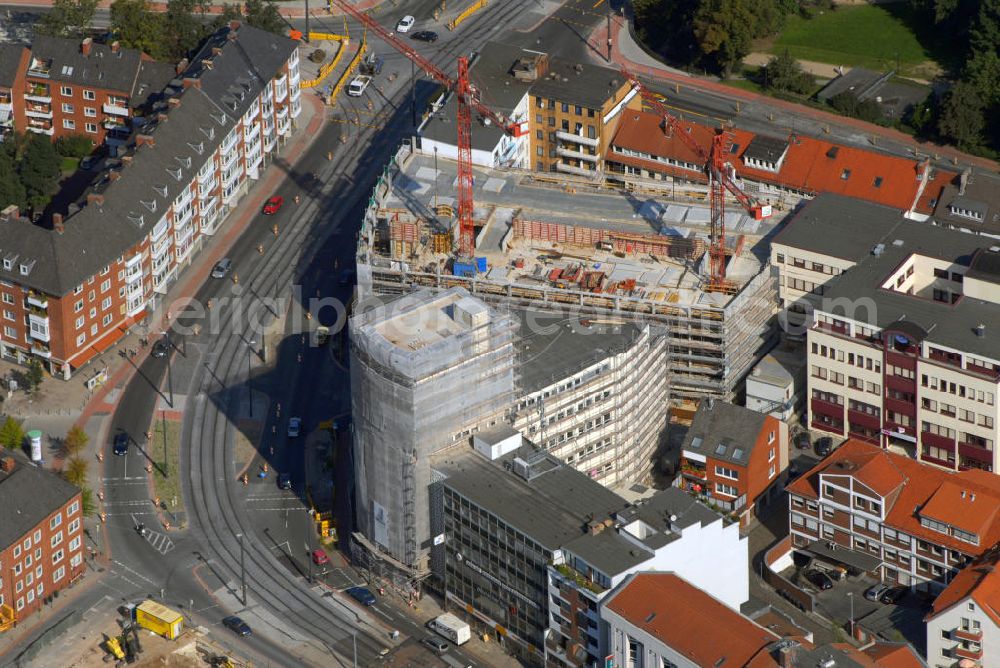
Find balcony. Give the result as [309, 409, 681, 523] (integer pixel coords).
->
[556, 146, 599, 162]
[552, 564, 606, 594]
[952, 645, 983, 660]
[555, 130, 598, 147]
[25, 107, 53, 119]
[958, 442, 993, 465]
[680, 460, 708, 480]
[555, 162, 597, 177]
[26, 293, 48, 309]
[26, 123, 54, 136]
[953, 628, 983, 642]
[31, 343, 52, 358]
[102, 102, 129, 116]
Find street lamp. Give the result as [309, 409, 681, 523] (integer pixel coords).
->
[352, 630, 357, 668]
[237, 533, 247, 606]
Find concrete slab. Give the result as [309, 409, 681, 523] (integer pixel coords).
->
[414, 167, 439, 181]
[483, 177, 507, 193]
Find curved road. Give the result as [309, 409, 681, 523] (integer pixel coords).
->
[101, 2, 543, 665]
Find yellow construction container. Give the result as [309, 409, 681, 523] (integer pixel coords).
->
[136, 600, 184, 640]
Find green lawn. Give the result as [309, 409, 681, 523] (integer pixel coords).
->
[771, 5, 952, 78]
[60, 156, 79, 172]
[721, 77, 764, 94]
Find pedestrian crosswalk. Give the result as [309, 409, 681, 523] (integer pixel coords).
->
[144, 529, 175, 555]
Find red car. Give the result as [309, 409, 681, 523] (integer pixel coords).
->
[311, 549, 330, 565]
[262, 196, 284, 215]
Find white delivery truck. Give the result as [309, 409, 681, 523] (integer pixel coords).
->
[428, 613, 471, 646]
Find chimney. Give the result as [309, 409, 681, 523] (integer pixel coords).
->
[0, 456, 14, 473]
[229, 20, 241, 32]
[120, 155, 133, 166]
[212, 47, 223, 56]
[53, 213, 64, 234]
[1, 204, 18, 222]
[167, 97, 180, 108]
[109, 170, 121, 182]
[778, 645, 796, 668]
[175, 58, 189, 76]
[87, 193, 104, 206]
[136, 134, 155, 147]
[155, 112, 168, 122]
[201, 59, 213, 71]
[111, 40, 120, 54]
[959, 167, 972, 196]
[81, 37, 93, 57]
[182, 77, 201, 90]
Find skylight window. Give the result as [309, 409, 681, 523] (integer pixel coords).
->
[715, 444, 727, 455]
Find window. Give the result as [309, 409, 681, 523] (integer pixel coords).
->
[61, 102, 74, 113]
[85, 123, 98, 133]
[63, 119, 76, 130]
[561, 102, 569, 113]
[49, 513, 61, 529]
[715, 465, 739, 480]
[83, 90, 95, 100]
[60, 85, 72, 96]
[69, 535, 81, 551]
[715, 482, 738, 497]
[84, 107, 96, 117]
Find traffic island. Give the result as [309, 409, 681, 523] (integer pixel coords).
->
[150, 416, 186, 527]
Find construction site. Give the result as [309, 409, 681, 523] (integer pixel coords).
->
[355, 146, 780, 401]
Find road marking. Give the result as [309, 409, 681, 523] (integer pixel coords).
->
[241, 506, 310, 512]
[334, 568, 359, 586]
[112, 559, 157, 586]
[145, 530, 175, 555]
[592, 0, 605, 7]
[85, 594, 114, 616]
[104, 511, 158, 517]
[370, 605, 393, 621]
[102, 476, 148, 482]
[104, 499, 156, 507]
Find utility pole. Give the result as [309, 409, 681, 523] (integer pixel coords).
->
[246, 340, 256, 418]
[410, 58, 417, 128]
[606, 8, 612, 63]
[165, 334, 174, 408]
[304, 0, 310, 43]
[161, 410, 168, 477]
[352, 631, 358, 668]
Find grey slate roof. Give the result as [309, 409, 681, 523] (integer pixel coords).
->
[772, 193, 905, 262]
[0, 24, 296, 296]
[743, 134, 788, 164]
[0, 451, 80, 551]
[0, 43, 26, 88]
[29, 35, 144, 94]
[529, 54, 625, 110]
[934, 169, 1000, 234]
[682, 399, 769, 467]
[132, 60, 178, 109]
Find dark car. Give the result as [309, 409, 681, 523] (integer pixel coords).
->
[881, 586, 907, 604]
[346, 586, 377, 606]
[277, 472, 292, 490]
[805, 570, 834, 590]
[794, 432, 811, 450]
[223, 615, 252, 636]
[421, 636, 448, 653]
[151, 339, 170, 358]
[113, 432, 129, 456]
[815, 437, 833, 457]
[411, 30, 439, 42]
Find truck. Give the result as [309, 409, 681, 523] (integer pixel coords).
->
[428, 613, 471, 646]
[346, 75, 372, 97]
[135, 600, 184, 640]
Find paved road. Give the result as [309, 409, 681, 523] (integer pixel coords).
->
[87, 1, 543, 666]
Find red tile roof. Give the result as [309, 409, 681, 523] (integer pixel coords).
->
[860, 642, 925, 668]
[787, 440, 1000, 556]
[609, 111, 955, 215]
[605, 572, 780, 667]
[927, 549, 1000, 626]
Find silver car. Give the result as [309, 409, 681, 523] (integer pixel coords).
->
[211, 258, 232, 278]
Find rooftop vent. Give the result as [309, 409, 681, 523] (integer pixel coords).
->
[892, 239, 904, 246]
[872, 243, 885, 256]
[976, 323, 986, 338]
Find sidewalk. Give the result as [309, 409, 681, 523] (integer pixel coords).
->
[592, 13, 998, 171]
[4, 0, 383, 19]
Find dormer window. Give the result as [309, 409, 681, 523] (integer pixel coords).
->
[141, 199, 157, 212]
[19, 260, 34, 275]
[188, 141, 204, 155]
[2, 259, 11, 271]
[127, 212, 144, 226]
[948, 205, 984, 221]
[176, 156, 192, 168]
[154, 184, 168, 197]
[166, 167, 182, 181]
[841, 169, 851, 180]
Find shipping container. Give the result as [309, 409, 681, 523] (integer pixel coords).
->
[135, 600, 183, 640]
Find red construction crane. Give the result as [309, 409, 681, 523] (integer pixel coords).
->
[618, 68, 771, 288]
[332, 0, 527, 258]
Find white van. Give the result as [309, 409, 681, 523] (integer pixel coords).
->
[428, 613, 470, 646]
[347, 75, 372, 97]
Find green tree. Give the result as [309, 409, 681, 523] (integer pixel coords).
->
[243, 0, 286, 35]
[62, 426, 89, 458]
[829, 91, 883, 123]
[37, 0, 98, 38]
[55, 134, 94, 159]
[0, 147, 26, 211]
[938, 81, 986, 150]
[111, 0, 167, 59]
[18, 134, 61, 212]
[163, 0, 209, 59]
[693, 0, 758, 76]
[63, 456, 88, 487]
[26, 359, 45, 396]
[80, 486, 96, 517]
[763, 49, 815, 94]
[0, 416, 25, 450]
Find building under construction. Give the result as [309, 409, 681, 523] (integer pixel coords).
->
[356, 147, 779, 401]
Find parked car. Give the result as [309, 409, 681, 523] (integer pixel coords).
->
[346, 75, 372, 97]
[794, 432, 811, 450]
[311, 549, 330, 565]
[881, 586, 907, 604]
[80, 155, 100, 170]
[805, 570, 834, 590]
[151, 338, 170, 358]
[277, 472, 292, 490]
[211, 258, 232, 279]
[411, 30, 438, 42]
[395, 15, 415, 32]
[113, 432, 129, 456]
[262, 195, 284, 215]
[864, 582, 891, 601]
[287, 417, 302, 438]
[345, 586, 376, 606]
[222, 615, 252, 636]
[815, 437, 833, 457]
[420, 636, 449, 653]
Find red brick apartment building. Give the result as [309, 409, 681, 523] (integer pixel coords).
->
[677, 399, 788, 525]
[787, 439, 1000, 596]
[0, 22, 301, 378]
[0, 453, 84, 629]
[0, 44, 31, 141]
[2, 36, 175, 146]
